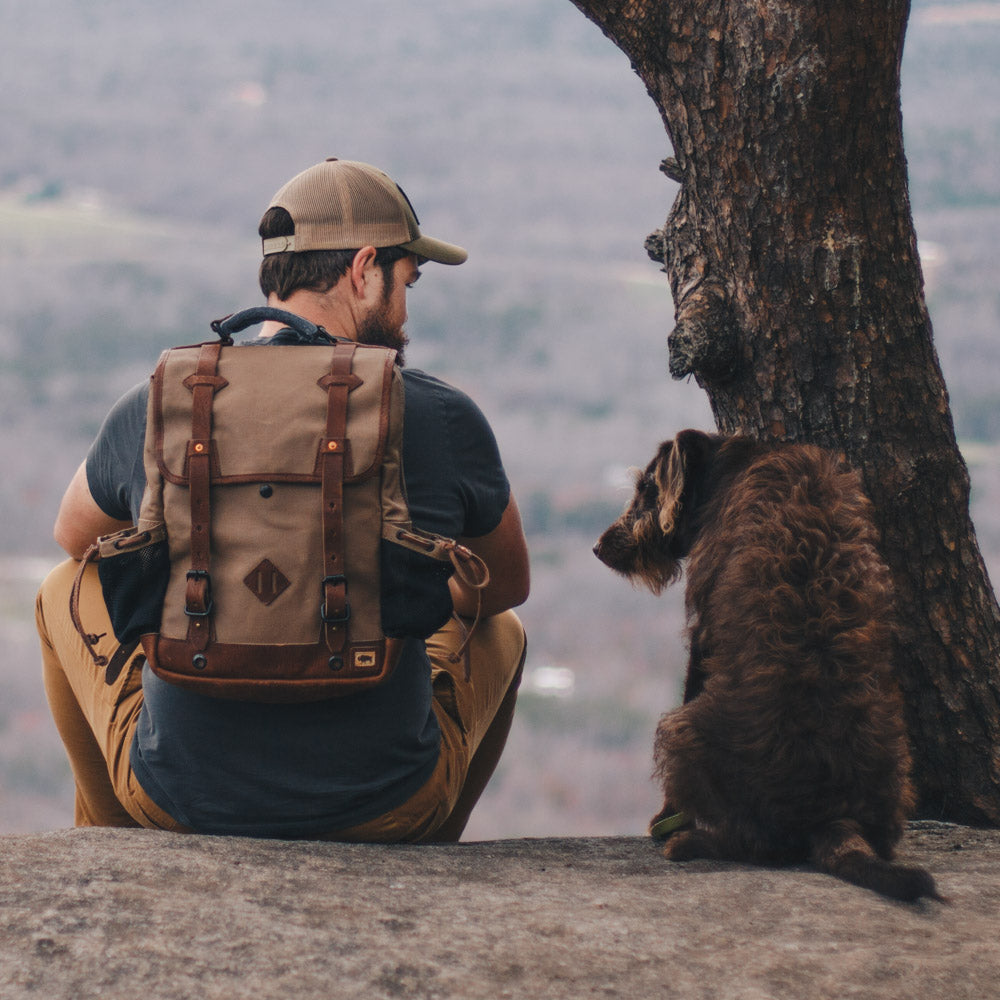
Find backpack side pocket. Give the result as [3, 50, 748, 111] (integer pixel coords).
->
[379, 536, 455, 639]
[96, 525, 170, 644]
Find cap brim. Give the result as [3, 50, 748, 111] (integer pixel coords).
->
[401, 234, 468, 265]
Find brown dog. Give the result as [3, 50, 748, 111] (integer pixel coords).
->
[594, 429, 940, 902]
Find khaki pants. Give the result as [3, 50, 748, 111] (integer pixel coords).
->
[36, 559, 525, 842]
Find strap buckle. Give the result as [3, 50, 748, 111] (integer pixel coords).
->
[185, 569, 214, 617]
[320, 574, 351, 625]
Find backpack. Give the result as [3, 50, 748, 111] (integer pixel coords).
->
[73, 308, 487, 701]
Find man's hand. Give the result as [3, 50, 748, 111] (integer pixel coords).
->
[450, 495, 530, 618]
[54, 462, 132, 560]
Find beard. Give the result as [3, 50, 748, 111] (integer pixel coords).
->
[356, 302, 409, 367]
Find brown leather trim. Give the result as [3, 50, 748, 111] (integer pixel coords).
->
[151, 349, 171, 486]
[182, 372, 229, 394]
[146, 636, 403, 702]
[180, 438, 224, 482]
[311, 440, 355, 481]
[319, 343, 355, 656]
[185, 342, 225, 649]
[345, 349, 396, 483]
[308, 347, 394, 485]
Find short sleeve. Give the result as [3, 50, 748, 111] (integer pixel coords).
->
[442, 388, 511, 538]
[400, 370, 511, 540]
[85, 382, 149, 523]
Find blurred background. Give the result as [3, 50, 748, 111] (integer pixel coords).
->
[1, 0, 998, 836]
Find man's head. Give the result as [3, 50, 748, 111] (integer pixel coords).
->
[257, 158, 466, 360]
[261, 158, 466, 264]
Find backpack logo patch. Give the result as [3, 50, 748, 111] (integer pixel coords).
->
[244, 559, 290, 606]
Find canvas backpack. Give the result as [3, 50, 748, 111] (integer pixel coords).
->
[73, 307, 487, 701]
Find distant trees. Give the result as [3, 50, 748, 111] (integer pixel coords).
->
[570, 0, 1000, 823]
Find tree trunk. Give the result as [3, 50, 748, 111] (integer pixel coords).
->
[570, 0, 1000, 823]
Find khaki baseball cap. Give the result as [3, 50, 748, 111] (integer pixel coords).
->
[262, 157, 467, 265]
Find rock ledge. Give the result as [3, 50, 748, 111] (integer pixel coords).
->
[1, 822, 997, 999]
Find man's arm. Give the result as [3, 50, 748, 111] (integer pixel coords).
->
[54, 461, 132, 560]
[450, 495, 530, 618]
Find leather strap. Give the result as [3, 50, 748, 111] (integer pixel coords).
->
[318, 343, 362, 656]
[444, 543, 491, 681]
[69, 543, 108, 667]
[183, 342, 228, 650]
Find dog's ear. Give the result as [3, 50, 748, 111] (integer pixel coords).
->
[654, 440, 686, 536]
[655, 430, 716, 536]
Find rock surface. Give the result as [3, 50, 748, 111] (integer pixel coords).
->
[0, 822, 996, 999]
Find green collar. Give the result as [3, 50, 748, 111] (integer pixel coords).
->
[650, 812, 690, 839]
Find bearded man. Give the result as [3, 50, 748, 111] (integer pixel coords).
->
[37, 158, 529, 841]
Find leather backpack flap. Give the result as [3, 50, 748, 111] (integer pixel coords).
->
[151, 343, 396, 648]
[153, 344, 395, 484]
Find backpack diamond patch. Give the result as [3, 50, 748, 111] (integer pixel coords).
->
[244, 559, 290, 606]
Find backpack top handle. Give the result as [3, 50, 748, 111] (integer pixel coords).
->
[210, 307, 338, 345]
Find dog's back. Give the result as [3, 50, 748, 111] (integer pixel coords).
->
[686, 442, 900, 729]
[680, 445, 933, 891]
[597, 432, 941, 902]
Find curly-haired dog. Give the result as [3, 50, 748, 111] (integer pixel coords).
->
[594, 429, 940, 902]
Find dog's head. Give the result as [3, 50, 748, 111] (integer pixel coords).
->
[593, 429, 746, 593]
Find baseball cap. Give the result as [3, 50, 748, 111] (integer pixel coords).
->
[262, 158, 467, 265]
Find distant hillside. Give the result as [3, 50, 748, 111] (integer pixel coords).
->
[0, 0, 997, 837]
[1, 0, 997, 551]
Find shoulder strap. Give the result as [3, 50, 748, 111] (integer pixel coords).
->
[318, 342, 362, 662]
[182, 341, 228, 654]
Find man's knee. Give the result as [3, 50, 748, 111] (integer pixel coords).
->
[35, 559, 78, 642]
[474, 609, 526, 681]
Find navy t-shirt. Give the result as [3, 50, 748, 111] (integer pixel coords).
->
[86, 350, 510, 837]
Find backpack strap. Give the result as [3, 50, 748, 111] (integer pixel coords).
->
[69, 542, 108, 667]
[182, 341, 228, 654]
[444, 543, 490, 680]
[318, 342, 363, 661]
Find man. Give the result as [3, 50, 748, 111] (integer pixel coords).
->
[36, 158, 529, 841]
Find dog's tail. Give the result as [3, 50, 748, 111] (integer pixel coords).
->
[809, 819, 944, 903]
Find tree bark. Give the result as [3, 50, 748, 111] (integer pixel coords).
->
[570, 0, 1000, 823]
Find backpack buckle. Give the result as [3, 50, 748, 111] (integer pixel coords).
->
[185, 569, 215, 617]
[320, 575, 351, 624]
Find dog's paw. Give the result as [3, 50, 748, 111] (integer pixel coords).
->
[661, 829, 706, 862]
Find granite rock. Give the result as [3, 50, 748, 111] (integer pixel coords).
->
[0, 822, 995, 999]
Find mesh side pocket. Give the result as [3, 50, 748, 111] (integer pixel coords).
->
[380, 539, 454, 638]
[97, 527, 170, 644]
